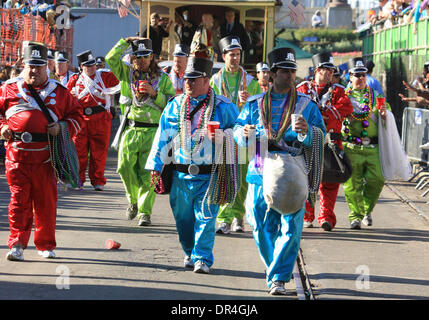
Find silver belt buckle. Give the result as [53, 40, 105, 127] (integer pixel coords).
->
[188, 164, 200, 176]
[84, 107, 93, 115]
[21, 132, 32, 143]
[362, 137, 371, 146]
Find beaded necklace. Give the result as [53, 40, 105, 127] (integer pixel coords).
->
[219, 67, 247, 106]
[342, 85, 374, 144]
[177, 88, 216, 156]
[258, 87, 296, 143]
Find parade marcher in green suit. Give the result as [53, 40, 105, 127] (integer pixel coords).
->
[342, 57, 390, 230]
[106, 37, 175, 226]
[210, 36, 262, 234]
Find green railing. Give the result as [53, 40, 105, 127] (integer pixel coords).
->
[361, 17, 429, 134]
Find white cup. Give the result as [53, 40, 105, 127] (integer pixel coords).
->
[291, 114, 301, 132]
[238, 90, 246, 103]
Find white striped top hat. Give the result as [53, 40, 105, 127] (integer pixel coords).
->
[348, 57, 368, 74]
[312, 52, 335, 69]
[256, 62, 270, 72]
[131, 39, 153, 57]
[173, 44, 190, 57]
[184, 57, 213, 79]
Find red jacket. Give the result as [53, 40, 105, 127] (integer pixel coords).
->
[297, 81, 353, 135]
[0, 78, 83, 164]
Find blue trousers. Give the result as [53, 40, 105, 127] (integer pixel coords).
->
[246, 183, 305, 288]
[169, 172, 219, 267]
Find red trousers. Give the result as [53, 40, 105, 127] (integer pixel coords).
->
[73, 115, 111, 186]
[305, 182, 340, 228]
[6, 159, 57, 250]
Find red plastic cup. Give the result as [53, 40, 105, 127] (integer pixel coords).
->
[207, 121, 220, 135]
[376, 97, 385, 110]
[138, 80, 148, 93]
[105, 239, 121, 250]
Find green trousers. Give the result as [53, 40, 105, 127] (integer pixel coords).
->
[117, 126, 157, 218]
[217, 163, 248, 224]
[343, 143, 385, 222]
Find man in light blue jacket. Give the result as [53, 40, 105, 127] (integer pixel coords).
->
[146, 57, 239, 274]
[233, 47, 325, 295]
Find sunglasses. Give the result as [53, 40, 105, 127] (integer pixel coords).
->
[352, 73, 366, 78]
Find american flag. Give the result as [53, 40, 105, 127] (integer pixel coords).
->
[118, 3, 129, 18]
[119, 0, 131, 7]
[287, 0, 305, 26]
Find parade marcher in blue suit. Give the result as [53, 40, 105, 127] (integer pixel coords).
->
[146, 57, 239, 274]
[233, 47, 325, 295]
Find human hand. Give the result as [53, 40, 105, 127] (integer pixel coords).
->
[243, 124, 256, 138]
[47, 122, 60, 136]
[293, 115, 308, 135]
[0, 125, 11, 141]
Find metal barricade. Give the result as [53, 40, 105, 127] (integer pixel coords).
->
[402, 107, 429, 196]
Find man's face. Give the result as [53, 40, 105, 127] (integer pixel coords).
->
[151, 14, 159, 26]
[47, 60, 55, 71]
[225, 11, 235, 24]
[185, 76, 209, 97]
[55, 62, 68, 76]
[315, 67, 334, 84]
[82, 64, 97, 77]
[173, 56, 188, 73]
[223, 49, 241, 70]
[24, 64, 48, 86]
[202, 14, 213, 28]
[350, 73, 367, 90]
[132, 54, 153, 72]
[257, 70, 270, 83]
[271, 68, 296, 90]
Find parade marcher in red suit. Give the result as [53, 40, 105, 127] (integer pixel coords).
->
[67, 50, 119, 191]
[0, 43, 83, 261]
[297, 52, 353, 231]
[163, 44, 189, 94]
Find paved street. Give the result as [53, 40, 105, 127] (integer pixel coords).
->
[2, 145, 429, 302]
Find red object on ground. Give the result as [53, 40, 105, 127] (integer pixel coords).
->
[105, 239, 121, 249]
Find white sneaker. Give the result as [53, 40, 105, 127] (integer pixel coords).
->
[94, 185, 104, 191]
[6, 246, 24, 261]
[420, 142, 429, 149]
[362, 214, 373, 226]
[38, 250, 56, 259]
[184, 255, 194, 268]
[193, 260, 210, 274]
[269, 281, 287, 295]
[350, 220, 361, 230]
[232, 218, 244, 232]
[303, 221, 313, 228]
[216, 222, 231, 234]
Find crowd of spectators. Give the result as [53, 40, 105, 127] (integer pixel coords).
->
[1, 0, 85, 31]
[367, 0, 429, 32]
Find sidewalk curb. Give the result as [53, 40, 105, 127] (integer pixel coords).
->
[385, 182, 429, 222]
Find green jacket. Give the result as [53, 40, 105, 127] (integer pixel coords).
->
[105, 38, 175, 123]
[210, 68, 262, 109]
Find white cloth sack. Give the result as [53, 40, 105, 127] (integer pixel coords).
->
[378, 110, 412, 181]
[263, 152, 308, 215]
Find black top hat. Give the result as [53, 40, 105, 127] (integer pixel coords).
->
[348, 57, 367, 74]
[184, 57, 213, 79]
[47, 49, 55, 60]
[312, 52, 335, 69]
[130, 39, 153, 57]
[173, 44, 190, 57]
[333, 67, 341, 77]
[55, 51, 69, 63]
[77, 50, 96, 66]
[219, 36, 242, 53]
[268, 47, 297, 71]
[256, 62, 270, 72]
[96, 56, 105, 65]
[23, 43, 47, 66]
